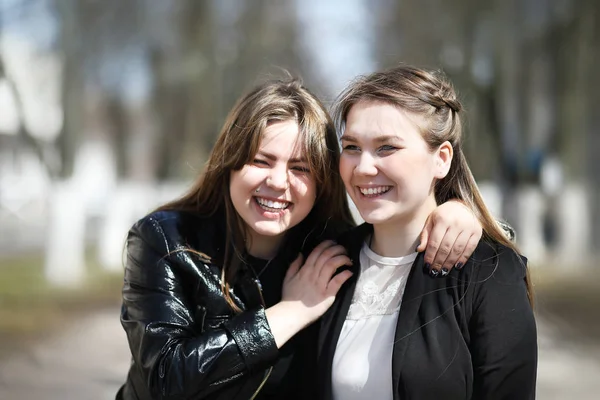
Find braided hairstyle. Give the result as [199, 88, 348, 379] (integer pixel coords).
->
[333, 64, 533, 305]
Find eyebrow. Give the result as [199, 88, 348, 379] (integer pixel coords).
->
[340, 134, 404, 143]
[257, 151, 308, 163]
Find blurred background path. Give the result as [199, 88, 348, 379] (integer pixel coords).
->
[0, 305, 598, 400]
[0, 307, 129, 400]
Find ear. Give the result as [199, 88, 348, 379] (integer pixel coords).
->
[434, 141, 453, 179]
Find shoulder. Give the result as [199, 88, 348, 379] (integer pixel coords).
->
[462, 240, 531, 310]
[468, 240, 528, 283]
[132, 209, 205, 233]
[131, 211, 190, 247]
[129, 210, 220, 258]
[125, 211, 225, 285]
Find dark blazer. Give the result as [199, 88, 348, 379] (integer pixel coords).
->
[317, 224, 538, 400]
[116, 210, 320, 400]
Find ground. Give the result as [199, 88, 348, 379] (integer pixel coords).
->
[0, 304, 599, 399]
[0, 262, 599, 399]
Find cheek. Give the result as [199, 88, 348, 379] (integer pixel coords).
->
[229, 171, 241, 192]
[417, 154, 438, 177]
[233, 166, 261, 187]
[338, 157, 353, 184]
[290, 175, 316, 207]
[401, 155, 437, 188]
[402, 152, 435, 173]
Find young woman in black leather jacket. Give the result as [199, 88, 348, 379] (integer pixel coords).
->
[116, 77, 483, 400]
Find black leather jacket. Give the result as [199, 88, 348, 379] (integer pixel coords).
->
[117, 210, 292, 399]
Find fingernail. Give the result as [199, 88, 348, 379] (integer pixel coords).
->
[415, 242, 421, 252]
[440, 268, 449, 276]
[456, 262, 463, 270]
[429, 268, 439, 278]
[423, 262, 431, 273]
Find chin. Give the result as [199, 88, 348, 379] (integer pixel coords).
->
[360, 205, 413, 225]
[251, 223, 288, 237]
[359, 211, 393, 225]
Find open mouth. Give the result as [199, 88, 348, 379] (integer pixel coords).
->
[254, 197, 291, 212]
[358, 186, 392, 198]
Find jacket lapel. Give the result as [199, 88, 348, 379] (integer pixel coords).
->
[317, 224, 371, 400]
[391, 253, 426, 399]
[317, 268, 357, 399]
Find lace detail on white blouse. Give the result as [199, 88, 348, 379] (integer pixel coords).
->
[346, 242, 417, 320]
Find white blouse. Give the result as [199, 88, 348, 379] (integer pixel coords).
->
[332, 242, 417, 400]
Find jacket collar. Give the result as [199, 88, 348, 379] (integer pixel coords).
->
[317, 223, 427, 400]
[317, 223, 370, 399]
[390, 252, 425, 397]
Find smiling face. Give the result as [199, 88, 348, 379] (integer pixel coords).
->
[339, 100, 451, 228]
[229, 120, 316, 256]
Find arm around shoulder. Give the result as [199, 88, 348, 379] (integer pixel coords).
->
[469, 244, 537, 400]
[121, 215, 278, 399]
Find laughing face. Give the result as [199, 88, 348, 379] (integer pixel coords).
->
[339, 100, 450, 228]
[229, 120, 316, 255]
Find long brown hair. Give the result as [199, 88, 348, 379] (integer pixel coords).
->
[334, 65, 533, 305]
[157, 77, 354, 311]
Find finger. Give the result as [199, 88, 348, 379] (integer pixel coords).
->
[314, 244, 348, 270]
[284, 253, 303, 282]
[429, 228, 458, 277]
[423, 222, 449, 269]
[440, 231, 468, 274]
[326, 270, 354, 296]
[416, 215, 433, 252]
[304, 240, 337, 271]
[453, 234, 479, 271]
[317, 254, 352, 284]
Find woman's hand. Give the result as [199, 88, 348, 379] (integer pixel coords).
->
[266, 240, 352, 348]
[417, 200, 482, 277]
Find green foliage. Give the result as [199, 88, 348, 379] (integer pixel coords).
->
[0, 253, 123, 337]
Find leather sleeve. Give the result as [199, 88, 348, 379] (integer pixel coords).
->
[469, 247, 538, 400]
[120, 216, 279, 399]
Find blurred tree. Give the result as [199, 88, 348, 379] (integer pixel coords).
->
[555, 0, 596, 181]
[0, 2, 50, 175]
[0, 52, 48, 169]
[372, 0, 599, 259]
[0, 0, 308, 182]
[151, 0, 306, 179]
[54, 0, 84, 179]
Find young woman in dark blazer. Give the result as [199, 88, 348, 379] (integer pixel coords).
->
[116, 77, 484, 400]
[317, 65, 537, 400]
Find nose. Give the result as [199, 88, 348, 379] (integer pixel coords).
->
[266, 164, 289, 190]
[354, 152, 378, 176]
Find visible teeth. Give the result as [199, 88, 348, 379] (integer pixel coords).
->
[256, 197, 289, 209]
[359, 186, 391, 195]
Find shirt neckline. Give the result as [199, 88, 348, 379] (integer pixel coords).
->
[361, 241, 418, 266]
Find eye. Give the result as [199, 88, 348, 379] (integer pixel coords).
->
[253, 159, 269, 166]
[377, 145, 398, 153]
[291, 165, 311, 174]
[342, 144, 360, 152]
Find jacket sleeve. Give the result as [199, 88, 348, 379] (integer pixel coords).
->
[120, 216, 279, 399]
[469, 248, 538, 400]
